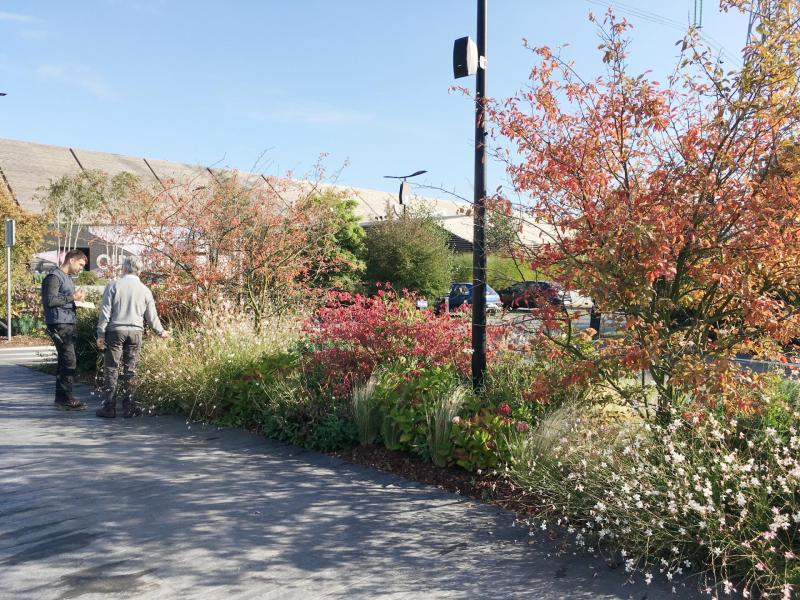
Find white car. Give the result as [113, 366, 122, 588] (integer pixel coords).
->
[566, 291, 594, 310]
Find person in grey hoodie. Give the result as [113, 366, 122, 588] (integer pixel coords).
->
[95, 256, 169, 418]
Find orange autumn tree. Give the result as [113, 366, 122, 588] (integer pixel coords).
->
[488, 2, 800, 419]
[106, 171, 359, 329]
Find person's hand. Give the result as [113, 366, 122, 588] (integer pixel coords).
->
[73, 289, 85, 302]
[96, 338, 106, 350]
[159, 330, 171, 339]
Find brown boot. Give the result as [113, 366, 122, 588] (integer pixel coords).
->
[55, 398, 87, 411]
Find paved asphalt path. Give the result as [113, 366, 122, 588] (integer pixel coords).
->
[0, 364, 703, 599]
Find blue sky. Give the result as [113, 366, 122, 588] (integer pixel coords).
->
[0, 1, 750, 201]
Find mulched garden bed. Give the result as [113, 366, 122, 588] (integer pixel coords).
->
[330, 445, 539, 516]
[0, 335, 52, 348]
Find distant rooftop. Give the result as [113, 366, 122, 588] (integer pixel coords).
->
[0, 137, 465, 219]
[0, 137, 554, 248]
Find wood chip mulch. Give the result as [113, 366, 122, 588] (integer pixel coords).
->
[0, 335, 52, 348]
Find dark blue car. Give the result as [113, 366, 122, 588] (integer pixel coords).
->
[437, 282, 502, 314]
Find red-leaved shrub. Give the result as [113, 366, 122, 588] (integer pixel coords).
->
[305, 288, 503, 398]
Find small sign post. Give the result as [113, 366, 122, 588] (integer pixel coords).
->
[4, 219, 14, 341]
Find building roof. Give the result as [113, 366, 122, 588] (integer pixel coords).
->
[0, 138, 83, 214]
[0, 137, 555, 248]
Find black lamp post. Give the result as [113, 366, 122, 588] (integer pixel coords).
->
[454, 0, 488, 390]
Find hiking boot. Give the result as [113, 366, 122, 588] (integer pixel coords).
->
[55, 398, 87, 411]
[122, 405, 142, 419]
[95, 403, 116, 418]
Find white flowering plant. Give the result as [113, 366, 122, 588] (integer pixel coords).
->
[508, 376, 800, 598]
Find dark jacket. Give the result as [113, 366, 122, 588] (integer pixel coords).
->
[42, 269, 77, 325]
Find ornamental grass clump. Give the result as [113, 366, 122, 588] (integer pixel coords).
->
[257, 367, 358, 451]
[136, 305, 298, 421]
[508, 382, 800, 599]
[426, 386, 469, 467]
[352, 374, 381, 445]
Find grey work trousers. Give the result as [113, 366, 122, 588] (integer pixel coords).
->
[102, 328, 143, 409]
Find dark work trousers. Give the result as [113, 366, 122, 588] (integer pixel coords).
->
[47, 323, 77, 402]
[102, 329, 143, 410]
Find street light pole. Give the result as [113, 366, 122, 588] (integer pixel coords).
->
[452, 1, 489, 390]
[471, 0, 488, 390]
[4, 219, 15, 342]
[1, 97, 7, 340]
[5, 243, 10, 341]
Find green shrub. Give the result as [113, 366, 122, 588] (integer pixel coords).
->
[217, 351, 299, 427]
[76, 270, 100, 285]
[255, 374, 308, 442]
[305, 413, 358, 452]
[305, 191, 367, 291]
[383, 387, 432, 458]
[11, 313, 45, 336]
[257, 368, 358, 451]
[76, 308, 101, 373]
[365, 208, 454, 298]
[450, 408, 517, 472]
[379, 365, 464, 459]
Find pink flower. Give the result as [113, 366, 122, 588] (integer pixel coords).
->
[516, 421, 530, 432]
[498, 403, 512, 416]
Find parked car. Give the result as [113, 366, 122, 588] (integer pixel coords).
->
[436, 282, 502, 315]
[498, 281, 571, 310]
[566, 291, 594, 310]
